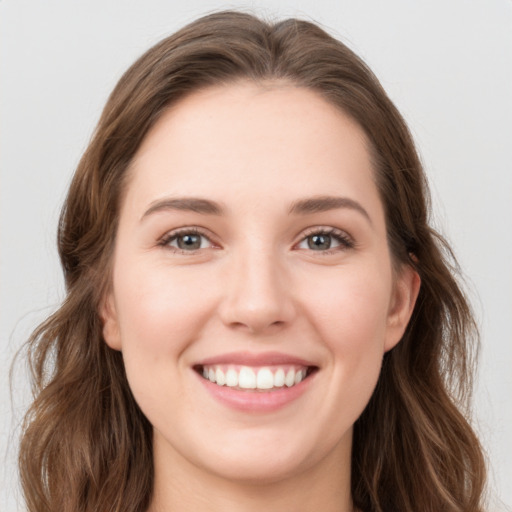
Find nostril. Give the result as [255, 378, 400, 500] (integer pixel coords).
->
[227, 319, 286, 335]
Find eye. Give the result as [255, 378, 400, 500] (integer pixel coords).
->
[296, 228, 354, 253]
[159, 228, 214, 253]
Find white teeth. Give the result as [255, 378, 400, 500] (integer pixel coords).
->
[274, 368, 285, 387]
[256, 367, 274, 389]
[215, 368, 225, 386]
[238, 367, 256, 389]
[225, 368, 238, 387]
[285, 369, 295, 387]
[201, 364, 310, 390]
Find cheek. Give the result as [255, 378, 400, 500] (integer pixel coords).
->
[112, 261, 216, 360]
[303, 261, 392, 345]
[301, 260, 392, 393]
[111, 262, 219, 422]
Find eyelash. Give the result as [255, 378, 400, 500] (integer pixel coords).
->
[297, 227, 355, 254]
[158, 227, 214, 255]
[158, 226, 355, 255]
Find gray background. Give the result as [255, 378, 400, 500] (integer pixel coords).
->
[1, 1, 511, 510]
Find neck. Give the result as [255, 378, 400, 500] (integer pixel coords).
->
[148, 435, 354, 512]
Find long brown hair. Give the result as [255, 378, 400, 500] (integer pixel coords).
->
[18, 11, 486, 512]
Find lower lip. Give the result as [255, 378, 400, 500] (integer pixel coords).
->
[196, 372, 315, 413]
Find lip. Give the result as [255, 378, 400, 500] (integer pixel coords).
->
[196, 372, 316, 412]
[195, 351, 317, 367]
[193, 351, 318, 413]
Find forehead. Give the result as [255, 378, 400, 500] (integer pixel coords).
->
[124, 82, 382, 220]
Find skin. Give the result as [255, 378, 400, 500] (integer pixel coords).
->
[102, 82, 420, 512]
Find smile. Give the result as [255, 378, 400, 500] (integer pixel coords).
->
[197, 364, 314, 391]
[193, 352, 319, 411]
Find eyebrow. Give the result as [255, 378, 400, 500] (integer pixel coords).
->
[288, 195, 372, 224]
[141, 194, 371, 224]
[141, 197, 224, 220]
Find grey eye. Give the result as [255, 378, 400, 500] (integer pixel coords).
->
[163, 231, 210, 251]
[297, 229, 352, 252]
[307, 234, 334, 250]
[176, 233, 203, 250]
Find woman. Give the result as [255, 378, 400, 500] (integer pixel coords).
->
[19, 11, 486, 512]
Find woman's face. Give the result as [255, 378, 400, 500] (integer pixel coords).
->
[102, 83, 419, 485]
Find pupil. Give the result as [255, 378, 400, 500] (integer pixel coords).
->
[178, 234, 201, 250]
[308, 234, 331, 250]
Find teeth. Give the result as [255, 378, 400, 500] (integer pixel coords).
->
[215, 368, 226, 386]
[256, 368, 274, 389]
[285, 369, 295, 387]
[225, 368, 238, 387]
[238, 367, 256, 389]
[274, 368, 285, 387]
[200, 365, 310, 390]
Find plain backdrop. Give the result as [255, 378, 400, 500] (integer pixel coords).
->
[1, 1, 511, 510]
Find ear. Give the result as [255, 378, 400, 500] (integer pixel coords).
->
[100, 292, 122, 351]
[384, 265, 421, 352]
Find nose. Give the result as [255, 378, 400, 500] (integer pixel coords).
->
[218, 247, 296, 335]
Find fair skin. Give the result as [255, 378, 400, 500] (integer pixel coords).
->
[102, 82, 420, 512]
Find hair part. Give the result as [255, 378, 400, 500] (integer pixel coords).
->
[18, 10, 486, 512]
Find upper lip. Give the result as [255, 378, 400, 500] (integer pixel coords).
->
[195, 351, 318, 368]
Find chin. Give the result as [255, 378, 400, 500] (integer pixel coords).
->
[202, 449, 313, 485]
[185, 425, 348, 486]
